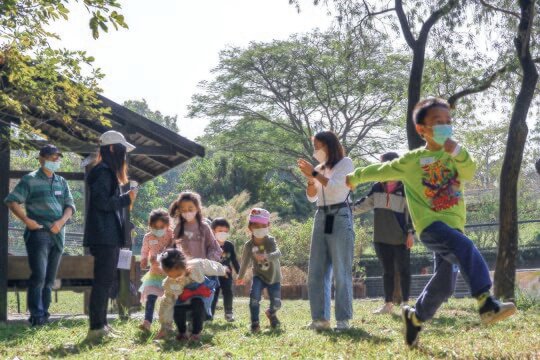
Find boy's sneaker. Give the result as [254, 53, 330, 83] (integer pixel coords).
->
[402, 306, 421, 348]
[373, 303, 393, 315]
[479, 296, 517, 325]
[176, 333, 189, 342]
[335, 320, 350, 331]
[251, 322, 261, 333]
[225, 313, 235, 322]
[265, 309, 281, 328]
[306, 320, 331, 331]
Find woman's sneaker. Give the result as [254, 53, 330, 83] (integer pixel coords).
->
[402, 306, 422, 348]
[479, 296, 517, 325]
[84, 328, 108, 344]
[265, 309, 281, 328]
[373, 303, 393, 315]
[251, 322, 261, 333]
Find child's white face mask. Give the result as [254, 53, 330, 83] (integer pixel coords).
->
[181, 212, 197, 222]
[215, 232, 230, 242]
[252, 228, 269, 239]
[151, 228, 166, 238]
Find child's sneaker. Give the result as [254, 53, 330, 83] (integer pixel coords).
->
[479, 296, 517, 325]
[265, 309, 281, 328]
[402, 306, 422, 348]
[251, 322, 261, 333]
[225, 313, 235, 322]
[176, 333, 189, 342]
[138, 320, 151, 332]
[155, 327, 172, 340]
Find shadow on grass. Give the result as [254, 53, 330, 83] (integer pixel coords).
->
[158, 333, 216, 352]
[317, 327, 392, 344]
[205, 321, 238, 331]
[0, 318, 87, 344]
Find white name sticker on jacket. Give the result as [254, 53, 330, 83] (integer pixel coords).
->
[420, 157, 435, 166]
[54, 191, 62, 196]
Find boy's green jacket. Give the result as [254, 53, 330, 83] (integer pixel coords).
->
[348, 146, 476, 235]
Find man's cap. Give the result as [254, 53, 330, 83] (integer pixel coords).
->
[38, 144, 63, 158]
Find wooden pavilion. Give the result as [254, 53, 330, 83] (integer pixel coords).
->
[0, 95, 205, 322]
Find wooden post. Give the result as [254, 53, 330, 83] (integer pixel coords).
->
[117, 171, 132, 320]
[0, 121, 10, 322]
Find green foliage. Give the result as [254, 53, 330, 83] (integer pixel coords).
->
[190, 29, 409, 162]
[0, 0, 127, 145]
[123, 99, 179, 133]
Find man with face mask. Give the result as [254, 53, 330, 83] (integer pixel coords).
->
[4, 144, 75, 326]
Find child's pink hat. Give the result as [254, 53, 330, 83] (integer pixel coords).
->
[248, 208, 270, 225]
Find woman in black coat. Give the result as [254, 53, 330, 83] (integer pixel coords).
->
[83, 131, 137, 342]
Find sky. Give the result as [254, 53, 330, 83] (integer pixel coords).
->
[49, 1, 333, 140]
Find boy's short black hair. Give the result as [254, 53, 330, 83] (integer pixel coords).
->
[413, 98, 450, 125]
[381, 152, 399, 162]
[211, 217, 230, 230]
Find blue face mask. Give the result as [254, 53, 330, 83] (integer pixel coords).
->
[432, 125, 453, 145]
[44, 160, 61, 173]
[151, 229, 166, 238]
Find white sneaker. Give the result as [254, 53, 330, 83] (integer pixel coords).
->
[225, 313, 235, 322]
[335, 320, 350, 331]
[306, 320, 331, 330]
[373, 303, 393, 315]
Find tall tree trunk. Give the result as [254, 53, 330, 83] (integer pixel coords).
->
[494, 0, 538, 301]
[406, 47, 428, 150]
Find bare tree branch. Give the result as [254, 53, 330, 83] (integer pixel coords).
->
[479, 0, 520, 19]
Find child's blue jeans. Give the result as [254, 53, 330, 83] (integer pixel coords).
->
[415, 221, 492, 322]
[249, 276, 281, 323]
[144, 294, 158, 322]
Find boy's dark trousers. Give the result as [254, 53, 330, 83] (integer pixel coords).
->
[211, 276, 234, 315]
[415, 221, 492, 322]
[174, 298, 206, 335]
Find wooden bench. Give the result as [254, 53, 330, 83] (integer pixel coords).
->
[8, 255, 95, 314]
[8, 256, 144, 315]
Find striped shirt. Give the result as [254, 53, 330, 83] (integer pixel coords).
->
[4, 168, 76, 250]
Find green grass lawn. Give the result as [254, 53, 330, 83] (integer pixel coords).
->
[1, 292, 539, 359]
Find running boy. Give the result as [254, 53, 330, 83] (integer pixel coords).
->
[346, 98, 516, 348]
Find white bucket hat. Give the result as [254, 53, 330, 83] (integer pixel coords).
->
[99, 130, 136, 152]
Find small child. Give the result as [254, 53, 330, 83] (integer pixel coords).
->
[138, 209, 174, 332]
[169, 191, 222, 261]
[210, 218, 240, 321]
[236, 208, 282, 333]
[157, 248, 228, 342]
[346, 97, 516, 348]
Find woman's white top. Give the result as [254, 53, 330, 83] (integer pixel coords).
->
[306, 157, 354, 206]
